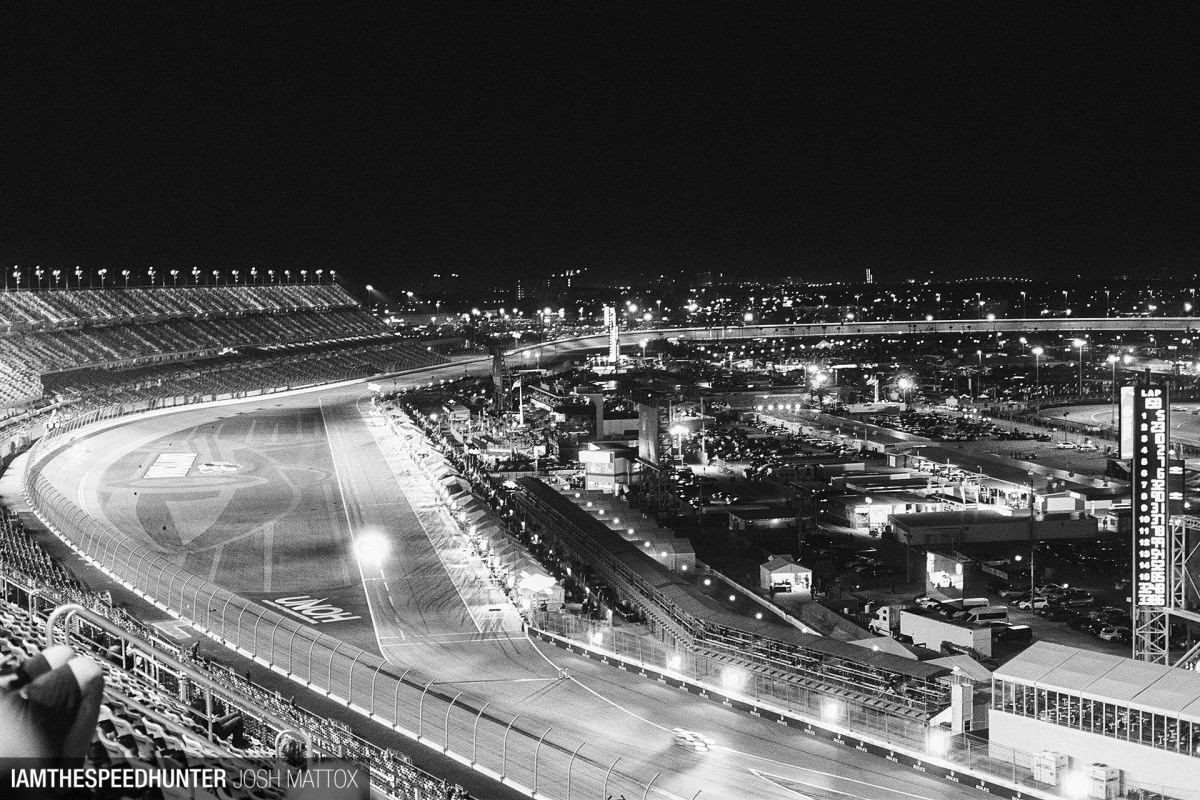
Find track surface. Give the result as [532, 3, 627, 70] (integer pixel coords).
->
[1048, 402, 1200, 449]
[39, 380, 1002, 800]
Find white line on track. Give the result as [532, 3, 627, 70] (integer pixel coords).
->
[321, 395, 394, 652]
[354, 393, 486, 634]
[525, 636, 963, 800]
[749, 767, 947, 800]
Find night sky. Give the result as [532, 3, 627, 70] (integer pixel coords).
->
[3, 4, 1196, 291]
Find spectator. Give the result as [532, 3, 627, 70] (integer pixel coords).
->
[0, 643, 104, 765]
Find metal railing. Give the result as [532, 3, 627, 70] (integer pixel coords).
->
[20, 409, 685, 800]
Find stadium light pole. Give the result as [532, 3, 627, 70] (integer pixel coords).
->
[1028, 471, 1037, 605]
[976, 349, 983, 398]
[1074, 338, 1086, 395]
[1108, 354, 1119, 424]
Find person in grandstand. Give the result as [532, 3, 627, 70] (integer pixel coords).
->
[1, 643, 104, 765]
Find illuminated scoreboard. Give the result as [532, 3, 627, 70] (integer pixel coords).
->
[1126, 383, 1170, 608]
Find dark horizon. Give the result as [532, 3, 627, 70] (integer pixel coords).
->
[4, 5, 1197, 292]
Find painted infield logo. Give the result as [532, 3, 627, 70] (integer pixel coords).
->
[143, 452, 198, 479]
[265, 595, 361, 623]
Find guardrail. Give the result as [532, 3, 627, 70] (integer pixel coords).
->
[18, 396, 681, 800]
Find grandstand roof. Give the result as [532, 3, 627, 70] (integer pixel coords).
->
[995, 641, 1200, 722]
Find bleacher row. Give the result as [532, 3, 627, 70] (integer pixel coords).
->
[42, 339, 448, 404]
[1, 601, 283, 799]
[1, 510, 471, 800]
[1, 309, 384, 376]
[0, 284, 356, 330]
[2, 508, 81, 592]
[0, 359, 42, 410]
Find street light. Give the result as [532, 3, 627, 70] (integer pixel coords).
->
[1107, 354, 1119, 424]
[1073, 338, 1086, 395]
[897, 377, 912, 407]
[1031, 346, 1043, 391]
[1028, 471, 1037, 604]
[976, 349, 984, 398]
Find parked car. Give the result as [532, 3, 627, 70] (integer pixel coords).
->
[1088, 607, 1128, 623]
[1098, 627, 1132, 643]
[1017, 597, 1050, 610]
[1070, 617, 1106, 635]
[1035, 606, 1077, 621]
[998, 586, 1029, 599]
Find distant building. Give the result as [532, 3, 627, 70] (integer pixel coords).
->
[760, 555, 812, 595]
[991, 642, 1200, 798]
[577, 442, 638, 492]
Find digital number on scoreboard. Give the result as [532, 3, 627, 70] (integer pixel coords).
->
[1132, 385, 1168, 607]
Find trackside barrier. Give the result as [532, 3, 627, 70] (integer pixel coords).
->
[19, 404, 682, 800]
[526, 618, 1071, 800]
[0, 591, 456, 798]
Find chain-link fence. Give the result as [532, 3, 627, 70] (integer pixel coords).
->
[530, 611, 931, 746]
[22, 392, 1197, 800]
[21, 419, 691, 800]
[530, 612, 1194, 800]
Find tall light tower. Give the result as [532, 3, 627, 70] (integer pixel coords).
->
[1107, 354, 1119, 424]
[603, 305, 620, 364]
[1073, 338, 1086, 395]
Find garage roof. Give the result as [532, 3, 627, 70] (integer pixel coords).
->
[995, 642, 1200, 722]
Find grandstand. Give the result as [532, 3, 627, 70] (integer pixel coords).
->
[0, 284, 454, 418]
[1, 509, 473, 800]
